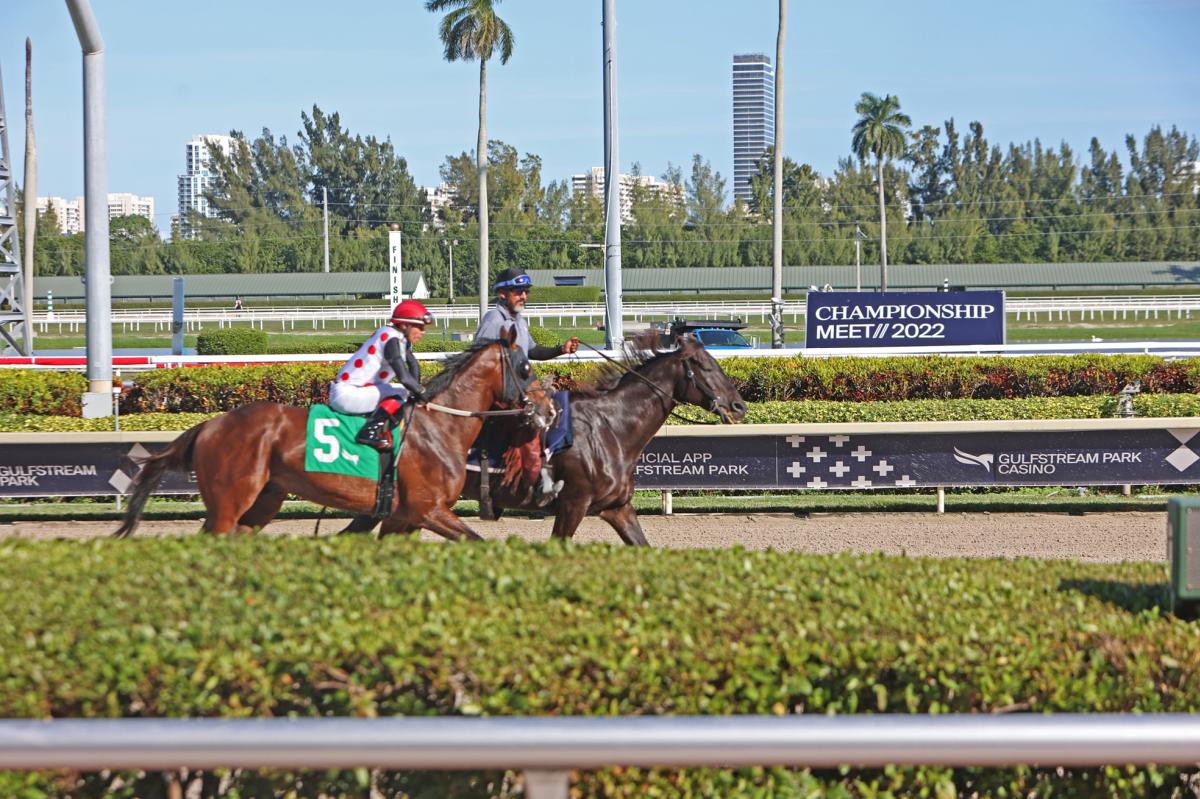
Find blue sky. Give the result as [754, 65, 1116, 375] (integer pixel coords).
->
[3, 0, 1198, 229]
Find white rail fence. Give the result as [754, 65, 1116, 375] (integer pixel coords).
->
[2, 716, 1198, 799]
[30, 295, 1200, 335]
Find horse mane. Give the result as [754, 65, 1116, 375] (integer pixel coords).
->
[425, 338, 498, 396]
[572, 331, 678, 398]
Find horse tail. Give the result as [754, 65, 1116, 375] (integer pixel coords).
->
[113, 422, 207, 538]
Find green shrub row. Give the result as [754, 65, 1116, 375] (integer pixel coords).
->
[195, 327, 269, 355]
[3, 354, 1198, 416]
[4, 395, 1198, 433]
[712, 353, 1200, 403]
[0, 537, 1192, 797]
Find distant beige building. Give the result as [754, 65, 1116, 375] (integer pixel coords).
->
[422, 182, 456, 227]
[570, 167, 682, 223]
[36, 193, 156, 235]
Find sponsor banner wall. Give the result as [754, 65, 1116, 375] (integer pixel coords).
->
[2, 426, 1199, 498]
[0, 444, 195, 497]
[635, 427, 1200, 489]
[805, 291, 1005, 348]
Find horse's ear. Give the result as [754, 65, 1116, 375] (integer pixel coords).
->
[504, 325, 518, 347]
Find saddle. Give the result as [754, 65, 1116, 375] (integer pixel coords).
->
[303, 404, 409, 520]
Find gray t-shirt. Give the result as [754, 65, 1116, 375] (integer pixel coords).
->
[476, 302, 533, 351]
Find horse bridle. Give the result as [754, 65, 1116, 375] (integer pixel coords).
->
[579, 341, 727, 424]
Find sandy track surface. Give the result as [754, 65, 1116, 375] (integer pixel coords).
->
[2, 511, 1166, 563]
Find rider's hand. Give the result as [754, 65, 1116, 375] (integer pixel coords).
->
[560, 337, 581, 355]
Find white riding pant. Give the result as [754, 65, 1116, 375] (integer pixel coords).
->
[328, 380, 408, 415]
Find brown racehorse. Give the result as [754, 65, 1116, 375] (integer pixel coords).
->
[115, 329, 547, 540]
[460, 333, 746, 545]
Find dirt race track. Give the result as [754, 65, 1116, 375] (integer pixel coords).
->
[3, 511, 1167, 563]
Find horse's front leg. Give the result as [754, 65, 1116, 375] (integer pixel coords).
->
[598, 501, 650, 546]
[418, 506, 485, 542]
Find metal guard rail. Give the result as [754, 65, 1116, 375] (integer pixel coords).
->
[28, 294, 1200, 326]
[1, 715, 1197, 771]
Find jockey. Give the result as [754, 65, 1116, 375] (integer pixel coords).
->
[475, 267, 579, 505]
[329, 299, 433, 451]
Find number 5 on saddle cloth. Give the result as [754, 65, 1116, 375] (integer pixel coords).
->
[304, 404, 410, 518]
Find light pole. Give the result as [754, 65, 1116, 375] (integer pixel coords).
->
[443, 239, 458, 305]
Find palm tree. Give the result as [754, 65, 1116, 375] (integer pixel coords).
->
[426, 0, 514, 318]
[851, 92, 910, 291]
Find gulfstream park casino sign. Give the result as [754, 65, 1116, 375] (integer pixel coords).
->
[805, 291, 1006, 348]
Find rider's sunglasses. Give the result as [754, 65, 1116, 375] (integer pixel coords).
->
[507, 287, 530, 295]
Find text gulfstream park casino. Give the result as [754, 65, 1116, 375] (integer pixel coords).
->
[805, 291, 1006, 348]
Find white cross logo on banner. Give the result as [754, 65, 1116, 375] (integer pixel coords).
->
[807, 476, 828, 489]
[873, 460, 894, 476]
[895, 475, 916, 487]
[785, 435, 806, 447]
[807, 446, 827, 463]
[851, 445, 872, 462]
[828, 435, 850, 447]
[829, 460, 850, 477]
[786, 461, 806, 478]
[851, 476, 873, 488]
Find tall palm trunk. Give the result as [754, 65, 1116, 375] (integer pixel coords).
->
[876, 156, 888, 292]
[477, 58, 489, 319]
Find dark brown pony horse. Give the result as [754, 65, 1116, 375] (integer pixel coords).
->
[461, 333, 746, 545]
[115, 329, 545, 540]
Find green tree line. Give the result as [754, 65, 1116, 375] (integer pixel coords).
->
[17, 105, 1200, 291]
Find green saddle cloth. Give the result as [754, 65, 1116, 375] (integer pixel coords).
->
[305, 405, 401, 479]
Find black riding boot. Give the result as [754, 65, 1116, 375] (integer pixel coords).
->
[355, 407, 394, 451]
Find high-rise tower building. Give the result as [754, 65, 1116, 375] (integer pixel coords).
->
[177, 134, 236, 239]
[732, 54, 775, 205]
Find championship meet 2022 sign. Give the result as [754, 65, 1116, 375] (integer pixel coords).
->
[805, 291, 1005, 348]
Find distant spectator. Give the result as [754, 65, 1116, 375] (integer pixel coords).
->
[821, 282, 833, 292]
[233, 297, 243, 311]
[942, 277, 950, 292]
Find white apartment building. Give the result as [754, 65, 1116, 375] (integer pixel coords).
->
[570, 167, 682, 224]
[36, 193, 156, 235]
[422, 182, 456, 227]
[106, 193, 155, 223]
[177, 134, 237, 239]
[732, 53, 775, 204]
[35, 196, 84, 235]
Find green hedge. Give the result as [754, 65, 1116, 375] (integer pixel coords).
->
[195, 327, 269, 355]
[0, 369, 85, 416]
[5, 355, 1200, 416]
[711, 354, 1200, 403]
[5, 395, 1200, 433]
[0, 538, 1193, 797]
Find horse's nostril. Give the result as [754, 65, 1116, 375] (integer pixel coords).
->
[731, 401, 747, 416]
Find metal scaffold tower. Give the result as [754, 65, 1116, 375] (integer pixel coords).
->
[0, 61, 32, 356]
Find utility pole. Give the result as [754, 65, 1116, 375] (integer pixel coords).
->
[444, 238, 457, 304]
[601, 0, 623, 351]
[21, 39, 35, 354]
[855, 224, 863, 292]
[322, 186, 329, 273]
[770, 0, 786, 348]
[66, 0, 113, 416]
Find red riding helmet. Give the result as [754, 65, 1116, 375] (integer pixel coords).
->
[390, 300, 433, 327]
